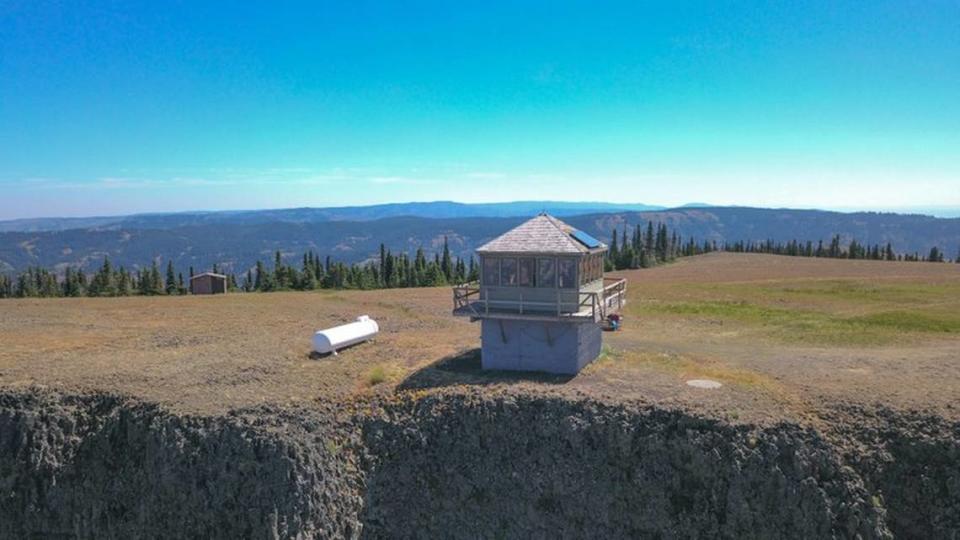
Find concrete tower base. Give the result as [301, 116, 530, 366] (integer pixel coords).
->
[480, 319, 602, 375]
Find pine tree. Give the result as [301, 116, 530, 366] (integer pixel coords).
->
[165, 261, 178, 295]
[300, 255, 317, 290]
[441, 236, 453, 282]
[115, 267, 133, 296]
[88, 257, 116, 297]
[137, 268, 150, 295]
[242, 269, 251, 292]
[379, 244, 387, 287]
[609, 228, 619, 267]
[254, 261, 276, 292]
[145, 262, 164, 295]
[424, 261, 447, 286]
[314, 252, 325, 282]
[274, 251, 285, 289]
[639, 247, 652, 268]
[467, 256, 478, 282]
[654, 223, 668, 261]
[15, 271, 34, 297]
[63, 267, 84, 297]
[618, 238, 635, 270]
[828, 235, 841, 258]
[0, 275, 10, 298]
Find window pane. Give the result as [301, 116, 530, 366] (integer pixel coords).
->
[537, 258, 556, 288]
[559, 259, 577, 289]
[518, 258, 536, 287]
[482, 258, 499, 286]
[500, 258, 518, 286]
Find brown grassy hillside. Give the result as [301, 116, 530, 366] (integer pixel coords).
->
[1, 252, 958, 423]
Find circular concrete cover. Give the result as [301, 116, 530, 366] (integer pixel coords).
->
[686, 379, 723, 389]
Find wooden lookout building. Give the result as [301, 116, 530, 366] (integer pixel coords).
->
[189, 272, 227, 295]
[453, 213, 626, 374]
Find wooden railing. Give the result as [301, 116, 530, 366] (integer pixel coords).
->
[602, 277, 627, 313]
[452, 277, 627, 322]
[452, 281, 481, 313]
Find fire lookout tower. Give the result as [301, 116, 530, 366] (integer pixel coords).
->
[453, 213, 627, 374]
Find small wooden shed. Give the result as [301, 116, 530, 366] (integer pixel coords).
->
[189, 272, 227, 295]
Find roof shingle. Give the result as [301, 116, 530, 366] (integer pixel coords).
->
[476, 214, 606, 254]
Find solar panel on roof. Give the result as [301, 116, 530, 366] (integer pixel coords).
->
[570, 229, 602, 249]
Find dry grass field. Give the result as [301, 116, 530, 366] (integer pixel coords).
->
[1, 252, 958, 424]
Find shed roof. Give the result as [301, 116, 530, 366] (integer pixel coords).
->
[189, 272, 227, 281]
[476, 213, 607, 255]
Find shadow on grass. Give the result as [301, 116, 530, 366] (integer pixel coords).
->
[307, 340, 370, 360]
[396, 348, 575, 391]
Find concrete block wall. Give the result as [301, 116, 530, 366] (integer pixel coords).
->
[480, 319, 602, 374]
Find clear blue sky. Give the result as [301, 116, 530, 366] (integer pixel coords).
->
[1, 1, 958, 219]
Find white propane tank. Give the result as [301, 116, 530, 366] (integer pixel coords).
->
[312, 316, 379, 355]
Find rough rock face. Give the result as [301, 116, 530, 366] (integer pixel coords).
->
[822, 405, 960, 539]
[0, 390, 958, 539]
[359, 394, 888, 539]
[0, 392, 362, 539]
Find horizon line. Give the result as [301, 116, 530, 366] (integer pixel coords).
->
[3, 201, 960, 223]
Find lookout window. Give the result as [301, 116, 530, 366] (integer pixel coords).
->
[482, 257, 499, 286]
[500, 258, 518, 286]
[537, 258, 556, 288]
[518, 257, 536, 287]
[558, 259, 577, 289]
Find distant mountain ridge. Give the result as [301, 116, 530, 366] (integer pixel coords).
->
[1, 206, 958, 275]
[0, 201, 667, 233]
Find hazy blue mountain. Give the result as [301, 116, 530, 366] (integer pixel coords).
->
[0, 215, 129, 233]
[1, 206, 957, 276]
[0, 201, 666, 232]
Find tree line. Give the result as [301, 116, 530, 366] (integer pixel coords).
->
[606, 221, 719, 270]
[723, 235, 956, 263]
[0, 237, 478, 299]
[605, 222, 958, 270]
[0, 257, 218, 299]
[239, 238, 476, 293]
[1, 230, 956, 299]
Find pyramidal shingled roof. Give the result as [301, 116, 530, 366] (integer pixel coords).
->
[476, 213, 606, 254]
